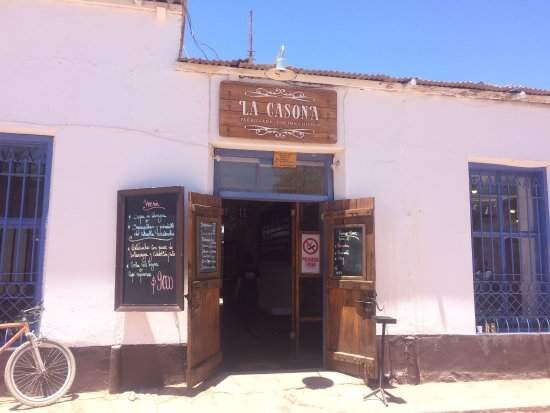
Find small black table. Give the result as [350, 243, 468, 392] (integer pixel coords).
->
[364, 315, 397, 406]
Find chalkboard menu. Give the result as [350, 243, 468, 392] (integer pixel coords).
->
[198, 221, 217, 273]
[333, 226, 364, 277]
[115, 187, 184, 311]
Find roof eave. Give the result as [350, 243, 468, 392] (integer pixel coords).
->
[68, 0, 183, 15]
[176, 59, 550, 106]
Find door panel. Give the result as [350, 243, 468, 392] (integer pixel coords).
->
[291, 204, 298, 353]
[322, 197, 377, 379]
[186, 192, 223, 388]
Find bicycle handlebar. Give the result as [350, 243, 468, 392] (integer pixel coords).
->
[20, 304, 44, 318]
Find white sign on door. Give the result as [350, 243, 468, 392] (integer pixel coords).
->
[301, 233, 320, 274]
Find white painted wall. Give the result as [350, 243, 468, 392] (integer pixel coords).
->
[204, 75, 550, 336]
[0, 0, 205, 346]
[343, 90, 550, 335]
[1, 0, 549, 346]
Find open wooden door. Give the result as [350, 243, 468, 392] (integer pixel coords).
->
[322, 198, 377, 380]
[186, 193, 223, 388]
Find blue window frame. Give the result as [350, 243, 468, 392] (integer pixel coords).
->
[469, 163, 550, 333]
[0, 134, 52, 342]
[214, 149, 334, 202]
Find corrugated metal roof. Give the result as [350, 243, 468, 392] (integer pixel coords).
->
[178, 57, 550, 97]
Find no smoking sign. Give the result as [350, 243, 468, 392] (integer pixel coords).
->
[303, 238, 319, 255]
[301, 233, 320, 274]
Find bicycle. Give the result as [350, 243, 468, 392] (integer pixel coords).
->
[0, 305, 76, 407]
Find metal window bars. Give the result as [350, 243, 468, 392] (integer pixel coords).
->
[0, 137, 51, 345]
[470, 165, 549, 333]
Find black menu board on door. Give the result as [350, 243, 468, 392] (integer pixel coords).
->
[333, 225, 364, 277]
[115, 187, 184, 311]
[198, 221, 217, 273]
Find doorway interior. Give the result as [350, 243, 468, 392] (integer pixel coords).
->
[220, 199, 323, 371]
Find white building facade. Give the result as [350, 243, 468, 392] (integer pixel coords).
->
[1, 0, 549, 390]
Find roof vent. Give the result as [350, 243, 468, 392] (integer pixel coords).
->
[512, 90, 527, 100]
[265, 45, 297, 81]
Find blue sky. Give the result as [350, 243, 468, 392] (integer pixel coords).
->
[184, 1, 550, 89]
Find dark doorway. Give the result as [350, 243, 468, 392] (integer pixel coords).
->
[220, 199, 322, 371]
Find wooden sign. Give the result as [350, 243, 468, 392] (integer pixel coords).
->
[273, 152, 297, 168]
[115, 187, 184, 311]
[219, 80, 337, 144]
[333, 225, 365, 277]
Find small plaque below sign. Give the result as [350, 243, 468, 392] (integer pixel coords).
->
[273, 152, 297, 168]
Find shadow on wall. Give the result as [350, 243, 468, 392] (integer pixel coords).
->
[118, 312, 186, 390]
[122, 312, 157, 344]
[436, 295, 448, 332]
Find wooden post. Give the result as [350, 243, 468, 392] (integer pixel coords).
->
[291, 204, 300, 355]
[108, 345, 121, 394]
[290, 205, 296, 353]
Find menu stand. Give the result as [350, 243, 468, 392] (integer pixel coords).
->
[364, 315, 397, 407]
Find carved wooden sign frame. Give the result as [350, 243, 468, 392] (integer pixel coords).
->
[219, 81, 337, 144]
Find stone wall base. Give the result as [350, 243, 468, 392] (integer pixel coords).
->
[0, 344, 186, 396]
[386, 334, 550, 384]
[0, 345, 111, 396]
[1, 335, 549, 395]
[109, 344, 186, 392]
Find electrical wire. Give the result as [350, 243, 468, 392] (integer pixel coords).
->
[181, 1, 220, 60]
[200, 42, 220, 60]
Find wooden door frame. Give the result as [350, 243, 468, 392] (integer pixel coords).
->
[292, 202, 326, 362]
[291, 203, 299, 354]
[320, 204, 328, 368]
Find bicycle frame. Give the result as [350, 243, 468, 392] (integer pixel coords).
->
[0, 321, 46, 373]
[0, 322, 29, 353]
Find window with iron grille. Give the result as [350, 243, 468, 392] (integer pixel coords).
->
[0, 134, 52, 342]
[469, 164, 549, 333]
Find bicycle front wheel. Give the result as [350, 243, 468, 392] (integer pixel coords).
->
[4, 339, 76, 407]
